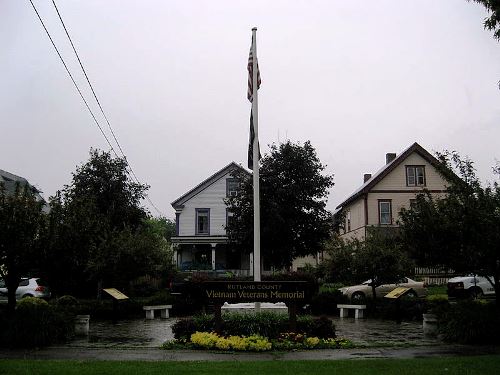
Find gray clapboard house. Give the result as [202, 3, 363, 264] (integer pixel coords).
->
[171, 162, 252, 275]
[0, 169, 47, 212]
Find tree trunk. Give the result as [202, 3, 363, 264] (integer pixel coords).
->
[371, 284, 377, 308]
[6, 273, 21, 312]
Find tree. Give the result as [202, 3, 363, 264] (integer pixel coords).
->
[399, 151, 500, 303]
[0, 183, 45, 309]
[469, 0, 500, 41]
[226, 141, 334, 269]
[322, 232, 413, 302]
[43, 149, 163, 296]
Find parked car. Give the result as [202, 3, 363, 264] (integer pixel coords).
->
[339, 277, 427, 302]
[0, 277, 51, 302]
[447, 275, 496, 299]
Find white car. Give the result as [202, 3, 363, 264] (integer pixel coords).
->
[339, 277, 427, 302]
[447, 275, 495, 299]
[0, 277, 51, 302]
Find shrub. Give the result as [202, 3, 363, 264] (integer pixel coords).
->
[56, 295, 79, 307]
[172, 312, 335, 340]
[310, 290, 348, 315]
[438, 301, 500, 344]
[144, 290, 173, 306]
[0, 298, 74, 348]
[190, 331, 272, 351]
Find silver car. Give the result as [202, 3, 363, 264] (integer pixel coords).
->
[339, 277, 427, 302]
[0, 277, 51, 302]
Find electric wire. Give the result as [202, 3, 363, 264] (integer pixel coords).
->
[29, 0, 165, 217]
[50, 0, 164, 217]
[28, 0, 119, 159]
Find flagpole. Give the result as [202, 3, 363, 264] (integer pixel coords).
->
[251, 27, 261, 284]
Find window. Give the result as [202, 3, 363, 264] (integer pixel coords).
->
[195, 209, 210, 235]
[378, 200, 392, 225]
[226, 178, 239, 197]
[346, 210, 351, 232]
[226, 209, 235, 228]
[406, 166, 426, 187]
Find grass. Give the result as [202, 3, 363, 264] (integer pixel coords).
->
[427, 285, 447, 296]
[1, 357, 500, 375]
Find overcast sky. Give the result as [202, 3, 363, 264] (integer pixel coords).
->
[1, 0, 500, 218]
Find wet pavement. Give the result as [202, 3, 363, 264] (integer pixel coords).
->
[65, 316, 440, 349]
[68, 318, 176, 348]
[0, 316, 498, 361]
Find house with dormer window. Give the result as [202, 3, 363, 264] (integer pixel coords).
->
[335, 142, 448, 240]
[170, 162, 252, 275]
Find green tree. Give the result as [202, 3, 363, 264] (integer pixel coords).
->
[399, 151, 500, 303]
[226, 141, 334, 269]
[469, 0, 500, 41]
[0, 183, 45, 309]
[322, 232, 413, 302]
[43, 149, 163, 296]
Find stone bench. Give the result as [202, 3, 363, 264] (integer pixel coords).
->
[337, 304, 367, 319]
[143, 305, 172, 319]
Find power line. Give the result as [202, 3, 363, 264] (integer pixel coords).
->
[28, 0, 119, 159]
[28, 0, 165, 217]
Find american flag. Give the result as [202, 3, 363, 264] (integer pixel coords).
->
[247, 33, 261, 169]
[247, 41, 261, 103]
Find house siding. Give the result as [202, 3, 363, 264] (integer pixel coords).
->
[338, 147, 448, 241]
[178, 172, 231, 236]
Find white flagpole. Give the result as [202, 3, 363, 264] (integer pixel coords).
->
[251, 27, 261, 284]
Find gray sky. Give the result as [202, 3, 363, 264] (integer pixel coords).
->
[1, 0, 500, 218]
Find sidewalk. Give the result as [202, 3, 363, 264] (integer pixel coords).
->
[1, 345, 500, 362]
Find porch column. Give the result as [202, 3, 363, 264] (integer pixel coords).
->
[211, 244, 216, 270]
[249, 252, 254, 276]
[172, 244, 178, 267]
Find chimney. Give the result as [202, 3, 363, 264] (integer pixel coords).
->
[363, 174, 372, 183]
[386, 153, 396, 164]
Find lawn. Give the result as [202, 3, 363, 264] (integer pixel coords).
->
[1, 357, 500, 375]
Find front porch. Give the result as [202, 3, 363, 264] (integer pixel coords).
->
[171, 236, 253, 276]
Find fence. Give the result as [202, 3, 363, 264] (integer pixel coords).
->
[414, 267, 457, 285]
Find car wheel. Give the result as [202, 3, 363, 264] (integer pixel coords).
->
[469, 287, 483, 299]
[22, 294, 33, 298]
[351, 292, 366, 303]
[406, 290, 417, 299]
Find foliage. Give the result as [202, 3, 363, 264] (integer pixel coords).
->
[438, 300, 500, 344]
[167, 331, 351, 352]
[322, 232, 413, 300]
[172, 312, 335, 340]
[399, 151, 500, 303]
[310, 291, 348, 315]
[226, 140, 334, 269]
[190, 332, 272, 351]
[41, 149, 171, 297]
[0, 298, 74, 348]
[0, 182, 46, 309]
[469, 0, 500, 41]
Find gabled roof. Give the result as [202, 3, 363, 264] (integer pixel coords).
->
[335, 142, 441, 210]
[0, 169, 48, 212]
[171, 162, 249, 210]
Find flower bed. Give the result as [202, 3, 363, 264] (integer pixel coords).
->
[162, 331, 354, 352]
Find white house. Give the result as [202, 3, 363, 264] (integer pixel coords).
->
[170, 162, 252, 275]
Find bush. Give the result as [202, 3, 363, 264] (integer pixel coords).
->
[310, 291, 348, 315]
[0, 297, 74, 348]
[438, 301, 500, 344]
[144, 290, 173, 306]
[171, 312, 335, 340]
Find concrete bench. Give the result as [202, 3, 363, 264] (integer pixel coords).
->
[337, 304, 367, 319]
[143, 305, 172, 319]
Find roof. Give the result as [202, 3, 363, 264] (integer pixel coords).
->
[0, 169, 48, 211]
[171, 162, 250, 209]
[335, 142, 442, 210]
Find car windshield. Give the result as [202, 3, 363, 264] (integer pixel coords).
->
[362, 280, 372, 285]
